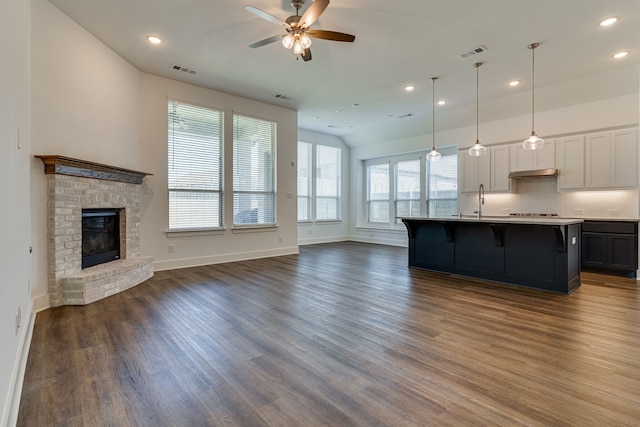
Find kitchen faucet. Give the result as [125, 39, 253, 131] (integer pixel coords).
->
[477, 183, 484, 219]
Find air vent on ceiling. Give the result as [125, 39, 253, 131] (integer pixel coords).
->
[171, 64, 197, 75]
[457, 45, 488, 59]
[275, 94, 292, 101]
[397, 113, 415, 119]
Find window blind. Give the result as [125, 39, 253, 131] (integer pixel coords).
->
[315, 144, 341, 220]
[233, 114, 277, 225]
[297, 141, 312, 221]
[367, 163, 390, 223]
[395, 159, 421, 218]
[427, 153, 458, 217]
[168, 100, 223, 230]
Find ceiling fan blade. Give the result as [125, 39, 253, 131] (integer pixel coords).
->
[299, 0, 329, 28]
[249, 35, 283, 48]
[244, 5, 289, 28]
[307, 29, 355, 42]
[301, 48, 312, 61]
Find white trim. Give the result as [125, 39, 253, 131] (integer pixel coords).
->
[154, 246, 298, 271]
[3, 303, 35, 427]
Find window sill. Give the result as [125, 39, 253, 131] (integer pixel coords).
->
[231, 225, 278, 234]
[355, 224, 406, 233]
[166, 228, 225, 238]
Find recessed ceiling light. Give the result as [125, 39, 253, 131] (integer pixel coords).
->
[352, 103, 360, 108]
[405, 85, 415, 92]
[437, 100, 446, 106]
[600, 17, 619, 27]
[147, 35, 163, 44]
[509, 80, 520, 87]
[613, 51, 629, 59]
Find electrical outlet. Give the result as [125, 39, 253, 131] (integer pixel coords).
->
[168, 245, 174, 253]
[278, 236, 283, 243]
[608, 209, 620, 217]
[575, 209, 584, 215]
[502, 208, 510, 215]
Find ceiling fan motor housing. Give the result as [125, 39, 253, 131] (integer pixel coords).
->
[291, 0, 305, 11]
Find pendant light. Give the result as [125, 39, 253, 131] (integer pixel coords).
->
[522, 42, 544, 150]
[468, 62, 487, 157]
[426, 77, 442, 162]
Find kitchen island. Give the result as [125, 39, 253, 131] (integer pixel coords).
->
[401, 216, 583, 294]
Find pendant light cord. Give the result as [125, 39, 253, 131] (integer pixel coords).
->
[475, 62, 481, 142]
[432, 77, 436, 150]
[531, 45, 535, 132]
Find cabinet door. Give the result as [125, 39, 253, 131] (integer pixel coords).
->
[610, 128, 638, 188]
[509, 144, 534, 172]
[582, 232, 607, 268]
[459, 151, 478, 193]
[608, 234, 637, 270]
[585, 132, 610, 188]
[490, 146, 511, 192]
[557, 136, 585, 190]
[535, 138, 555, 169]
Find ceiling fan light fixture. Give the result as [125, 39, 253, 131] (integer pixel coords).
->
[299, 33, 312, 49]
[293, 39, 304, 55]
[282, 34, 295, 49]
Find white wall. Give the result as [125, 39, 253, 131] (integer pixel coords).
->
[297, 129, 350, 245]
[1, 0, 33, 424]
[139, 73, 299, 271]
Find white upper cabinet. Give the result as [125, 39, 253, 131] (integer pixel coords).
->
[459, 147, 510, 193]
[610, 128, 638, 188]
[557, 128, 638, 191]
[557, 135, 585, 190]
[490, 146, 511, 192]
[510, 139, 555, 172]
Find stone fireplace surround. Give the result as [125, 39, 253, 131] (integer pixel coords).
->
[36, 156, 154, 306]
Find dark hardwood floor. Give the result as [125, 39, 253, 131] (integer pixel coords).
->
[18, 242, 640, 426]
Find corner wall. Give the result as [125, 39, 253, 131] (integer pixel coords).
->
[1, 0, 33, 424]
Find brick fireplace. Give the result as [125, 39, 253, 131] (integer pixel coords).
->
[36, 155, 154, 306]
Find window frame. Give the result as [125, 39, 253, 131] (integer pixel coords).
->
[167, 99, 224, 232]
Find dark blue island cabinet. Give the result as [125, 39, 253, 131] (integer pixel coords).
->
[402, 217, 583, 294]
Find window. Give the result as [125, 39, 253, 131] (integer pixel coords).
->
[233, 114, 277, 225]
[363, 148, 458, 225]
[168, 100, 223, 230]
[427, 153, 458, 217]
[395, 159, 421, 218]
[297, 141, 312, 221]
[316, 145, 341, 220]
[367, 163, 390, 223]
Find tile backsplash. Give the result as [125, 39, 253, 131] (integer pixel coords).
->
[459, 176, 639, 219]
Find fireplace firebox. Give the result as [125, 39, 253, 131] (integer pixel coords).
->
[82, 209, 120, 269]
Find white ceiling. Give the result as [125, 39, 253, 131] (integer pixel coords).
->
[47, 0, 640, 148]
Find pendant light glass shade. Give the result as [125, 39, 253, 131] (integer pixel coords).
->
[468, 62, 487, 157]
[299, 33, 312, 49]
[522, 43, 544, 150]
[427, 77, 441, 162]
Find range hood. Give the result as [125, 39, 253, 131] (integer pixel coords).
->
[508, 168, 557, 178]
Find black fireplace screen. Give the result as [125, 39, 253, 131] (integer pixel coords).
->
[82, 209, 120, 269]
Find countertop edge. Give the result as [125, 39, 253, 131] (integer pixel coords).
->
[400, 217, 584, 226]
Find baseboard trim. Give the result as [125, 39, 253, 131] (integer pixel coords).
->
[154, 246, 300, 271]
[3, 303, 35, 427]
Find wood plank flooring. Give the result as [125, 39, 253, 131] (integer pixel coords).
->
[17, 242, 640, 426]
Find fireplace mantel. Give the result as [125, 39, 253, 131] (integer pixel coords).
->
[35, 155, 152, 184]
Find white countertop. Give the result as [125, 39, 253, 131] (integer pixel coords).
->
[401, 216, 584, 226]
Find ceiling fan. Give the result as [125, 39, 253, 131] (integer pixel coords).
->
[245, 0, 355, 61]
